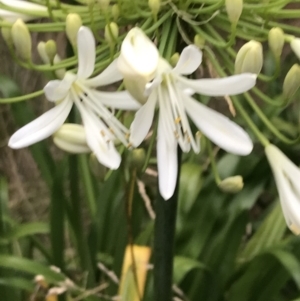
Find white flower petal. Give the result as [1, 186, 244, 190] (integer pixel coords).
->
[290, 38, 300, 60]
[44, 73, 75, 102]
[272, 166, 300, 234]
[1, 0, 47, 10]
[91, 90, 141, 110]
[173, 45, 202, 75]
[118, 27, 159, 78]
[77, 26, 95, 79]
[265, 144, 300, 235]
[157, 115, 178, 200]
[185, 96, 253, 155]
[145, 75, 162, 96]
[130, 91, 157, 146]
[85, 59, 123, 87]
[75, 99, 121, 169]
[0, 0, 47, 21]
[178, 73, 257, 96]
[8, 97, 72, 149]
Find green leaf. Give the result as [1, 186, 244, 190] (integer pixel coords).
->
[0, 255, 65, 283]
[268, 249, 300, 289]
[239, 201, 286, 263]
[178, 163, 202, 214]
[2, 222, 49, 241]
[0, 277, 35, 292]
[173, 256, 209, 284]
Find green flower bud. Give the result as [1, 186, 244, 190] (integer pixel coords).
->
[104, 22, 119, 45]
[45, 40, 57, 64]
[170, 52, 179, 67]
[11, 19, 32, 61]
[194, 34, 205, 49]
[111, 4, 120, 21]
[218, 175, 244, 193]
[268, 27, 284, 58]
[127, 148, 146, 171]
[148, 0, 161, 16]
[235, 40, 263, 75]
[1, 27, 13, 48]
[53, 124, 90, 154]
[37, 41, 49, 64]
[282, 64, 300, 99]
[66, 13, 82, 47]
[225, 0, 243, 24]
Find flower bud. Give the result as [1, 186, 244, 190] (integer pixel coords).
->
[112, 4, 120, 21]
[37, 42, 49, 64]
[282, 64, 300, 99]
[268, 27, 284, 58]
[235, 40, 263, 75]
[290, 38, 300, 60]
[218, 175, 244, 193]
[104, 22, 119, 45]
[225, 0, 243, 24]
[170, 52, 179, 67]
[194, 34, 205, 49]
[127, 148, 146, 171]
[11, 19, 32, 61]
[45, 40, 57, 64]
[1, 27, 13, 48]
[148, 0, 161, 16]
[38, 40, 57, 64]
[118, 27, 159, 103]
[66, 13, 82, 47]
[53, 124, 90, 154]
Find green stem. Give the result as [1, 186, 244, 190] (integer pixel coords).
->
[244, 92, 299, 145]
[232, 96, 270, 147]
[206, 139, 221, 184]
[154, 148, 182, 301]
[0, 90, 44, 104]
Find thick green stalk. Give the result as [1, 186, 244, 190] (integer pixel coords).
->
[154, 148, 182, 301]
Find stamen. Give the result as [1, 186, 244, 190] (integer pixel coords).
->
[175, 117, 181, 124]
[100, 130, 106, 137]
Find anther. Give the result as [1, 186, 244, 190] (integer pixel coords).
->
[175, 117, 181, 124]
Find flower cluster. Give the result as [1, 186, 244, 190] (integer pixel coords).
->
[2, 0, 300, 237]
[9, 26, 256, 199]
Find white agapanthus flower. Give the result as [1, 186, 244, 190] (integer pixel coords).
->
[9, 26, 140, 169]
[265, 144, 300, 235]
[0, 0, 47, 22]
[118, 28, 256, 200]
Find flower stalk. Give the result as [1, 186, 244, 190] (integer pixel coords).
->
[154, 148, 182, 301]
